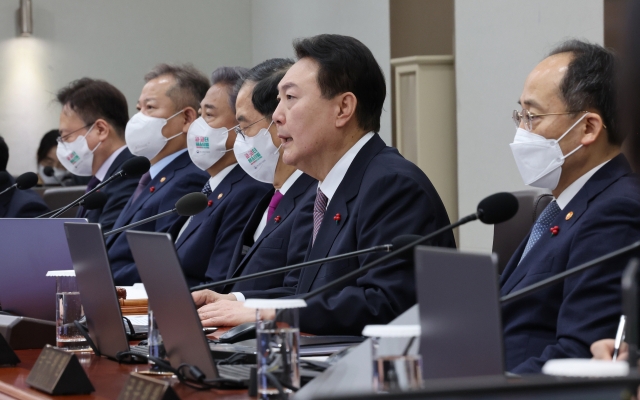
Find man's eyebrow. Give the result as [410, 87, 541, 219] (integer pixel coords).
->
[519, 99, 542, 109]
[279, 82, 297, 91]
[203, 103, 215, 110]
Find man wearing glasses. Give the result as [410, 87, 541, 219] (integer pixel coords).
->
[55, 78, 139, 232]
[500, 40, 640, 373]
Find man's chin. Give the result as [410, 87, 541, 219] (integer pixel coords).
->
[282, 149, 298, 167]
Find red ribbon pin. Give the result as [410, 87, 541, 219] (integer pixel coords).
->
[334, 213, 341, 224]
[274, 215, 281, 223]
[550, 226, 559, 236]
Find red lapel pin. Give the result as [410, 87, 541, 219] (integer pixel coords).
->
[207, 200, 213, 207]
[274, 215, 281, 223]
[334, 213, 341, 224]
[550, 226, 559, 236]
[149, 186, 155, 193]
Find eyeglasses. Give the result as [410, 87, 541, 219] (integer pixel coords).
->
[234, 116, 267, 138]
[57, 123, 95, 144]
[512, 110, 587, 131]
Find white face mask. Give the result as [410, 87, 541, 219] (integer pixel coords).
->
[125, 110, 184, 160]
[38, 165, 67, 185]
[509, 113, 587, 190]
[233, 121, 281, 183]
[56, 124, 100, 176]
[186, 117, 233, 171]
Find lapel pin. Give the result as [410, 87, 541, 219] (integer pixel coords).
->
[550, 225, 559, 236]
[274, 215, 281, 223]
[565, 211, 573, 221]
[217, 193, 223, 199]
[207, 200, 213, 207]
[160, 177, 166, 183]
[149, 186, 155, 193]
[334, 213, 341, 224]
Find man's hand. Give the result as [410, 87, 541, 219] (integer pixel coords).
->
[197, 300, 256, 327]
[591, 339, 628, 361]
[191, 289, 236, 308]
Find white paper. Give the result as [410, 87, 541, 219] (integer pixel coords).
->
[46, 270, 76, 277]
[120, 283, 147, 300]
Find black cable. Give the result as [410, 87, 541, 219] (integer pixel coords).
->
[74, 320, 100, 356]
[264, 371, 287, 399]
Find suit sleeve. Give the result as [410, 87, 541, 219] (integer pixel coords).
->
[98, 178, 139, 232]
[511, 196, 640, 373]
[14, 191, 49, 218]
[299, 173, 455, 335]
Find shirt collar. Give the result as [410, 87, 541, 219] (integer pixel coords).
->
[318, 132, 374, 204]
[149, 149, 187, 179]
[207, 163, 237, 193]
[277, 169, 304, 196]
[555, 159, 610, 210]
[94, 145, 127, 182]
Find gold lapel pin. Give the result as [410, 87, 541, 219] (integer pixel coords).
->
[565, 211, 574, 221]
[160, 177, 166, 183]
[217, 193, 223, 200]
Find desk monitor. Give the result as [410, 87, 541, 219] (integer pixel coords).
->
[0, 218, 86, 321]
[64, 222, 131, 359]
[414, 246, 504, 380]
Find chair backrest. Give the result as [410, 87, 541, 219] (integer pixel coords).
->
[43, 186, 87, 218]
[31, 187, 47, 198]
[492, 189, 553, 273]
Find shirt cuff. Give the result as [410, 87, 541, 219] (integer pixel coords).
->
[231, 292, 245, 302]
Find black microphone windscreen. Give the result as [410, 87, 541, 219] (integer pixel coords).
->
[175, 192, 208, 216]
[391, 234, 423, 261]
[82, 191, 108, 210]
[477, 192, 519, 224]
[0, 171, 10, 186]
[15, 172, 39, 190]
[121, 157, 151, 177]
[43, 166, 55, 177]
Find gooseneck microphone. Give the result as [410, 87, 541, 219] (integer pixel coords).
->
[50, 156, 150, 218]
[0, 172, 39, 196]
[36, 191, 108, 218]
[42, 166, 65, 186]
[299, 192, 519, 301]
[103, 192, 208, 238]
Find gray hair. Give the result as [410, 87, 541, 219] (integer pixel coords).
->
[144, 63, 210, 112]
[211, 66, 249, 113]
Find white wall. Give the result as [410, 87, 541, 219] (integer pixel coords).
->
[0, 0, 252, 175]
[251, 0, 392, 145]
[454, 0, 603, 252]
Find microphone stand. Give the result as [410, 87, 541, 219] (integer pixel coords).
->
[189, 244, 392, 292]
[0, 184, 17, 197]
[37, 204, 81, 218]
[103, 208, 177, 237]
[49, 171, 123, 218]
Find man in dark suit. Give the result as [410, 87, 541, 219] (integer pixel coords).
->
[107, 64, 210, 285]
[193, 35, 455, 336]
[55, 78, 139, 232]
[167, 66, 271, 287]
[0, 137, 49, 218]
[501, 40, 640, 373]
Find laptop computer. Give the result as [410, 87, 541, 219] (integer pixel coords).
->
[0, 218, 86, 321]
[64, 222, 148, 360]
[414, 246, 505, 380]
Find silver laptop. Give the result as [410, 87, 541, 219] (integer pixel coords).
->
[415, 246, 504, 380]
[64, 222, 147, 360]
[126, 230, 250, 385]
[0, 218, 86, 321]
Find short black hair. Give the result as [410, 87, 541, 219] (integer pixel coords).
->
[0, 136, 8, 172]
[293, 34, 386, 133]
[37, 130, 60, 163]
[548, 40, 621, 145]
[211, 66, 249, 113]
[56, 78, 129, 138]
[234, 58, 294, 118]
[145, 64, 210, 112]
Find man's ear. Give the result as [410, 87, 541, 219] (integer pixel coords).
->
[335, 92, 357, 128]
[181, 107, 199, 132]
[94, 119, 110, 141]
[581, 112, 605, 146]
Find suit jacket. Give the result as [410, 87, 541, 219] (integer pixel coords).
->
[500, 154, 640, 373]
[77, 148, 139, 232]
[221, 173, 317, 294]
[107, 151, 209, 285]
[0, 174, 49, 218]
[166, 166, 271, 287]
[247, 134, 456, 335]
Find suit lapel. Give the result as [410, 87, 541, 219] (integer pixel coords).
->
[0, 177, 13, 218]
[297, 135, 386, 294]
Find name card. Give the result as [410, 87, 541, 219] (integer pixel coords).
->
[118, 373, 179, 400]
[0, 332, 19, 366]
[25, 345, 94, 395]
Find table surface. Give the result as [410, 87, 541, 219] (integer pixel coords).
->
[0, 330, 251, 400]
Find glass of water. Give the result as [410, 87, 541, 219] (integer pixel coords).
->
[55, 275, 89, 351]
[245, 299, 307, 400]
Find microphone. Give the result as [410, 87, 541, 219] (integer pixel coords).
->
[49, 156, 150, 218]
[103, 192, 208, 238]
[500, 240, 640, 305]
[299, 192, 519, 301]
[0, 172, 39, 196]
[42, 166, 65, 186]
[36, 191, 108, 218]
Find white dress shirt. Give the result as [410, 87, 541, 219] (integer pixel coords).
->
[555, 159, 610, 210]
[94, 145, 127, 181]
[149, 148, 187, 179]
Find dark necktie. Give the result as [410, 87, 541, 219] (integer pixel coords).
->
[312, 188, 328, 245]
[131, 172, 151, 204]
[519, 200, 561, 262]
[78, 176, 101, 217]
[202, 180, 212, 196]
[177, 180, 213, 242]
[267, 190, 283, 222]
